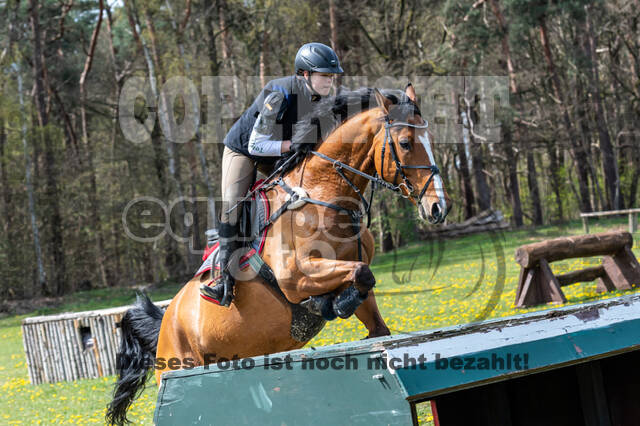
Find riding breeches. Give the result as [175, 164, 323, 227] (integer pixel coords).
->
[221, 146, 256, 225]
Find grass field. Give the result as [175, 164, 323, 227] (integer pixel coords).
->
[1, 218, 639, 424]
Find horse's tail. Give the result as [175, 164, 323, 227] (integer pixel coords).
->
[106, 293, 164, 425]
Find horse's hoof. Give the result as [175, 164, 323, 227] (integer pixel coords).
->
[364, 327, 391, 339]
[333, 286, 367, 319]
[300, 295, 336, 320]
[353, 264, 375, 294]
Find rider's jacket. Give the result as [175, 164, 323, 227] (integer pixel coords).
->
[223, 75, 321, 164]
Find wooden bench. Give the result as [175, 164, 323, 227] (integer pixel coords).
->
[580, 208, 640, 234]
[514, 231, 640, 308]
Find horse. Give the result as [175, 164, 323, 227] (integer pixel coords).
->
[106, 84, 451, 425]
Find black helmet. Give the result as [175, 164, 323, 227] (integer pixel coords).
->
[295, 42, 343, 74]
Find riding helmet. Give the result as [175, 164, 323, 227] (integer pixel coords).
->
[295, 42, 344, 74]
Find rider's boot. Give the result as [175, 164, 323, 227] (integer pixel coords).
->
[199, 221, 239, 307]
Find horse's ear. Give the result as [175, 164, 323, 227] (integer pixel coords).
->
[373, 89, 390, 114]
[405, 83, 417, 104]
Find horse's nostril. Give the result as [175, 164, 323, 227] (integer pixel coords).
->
[431, 202, 441, 218]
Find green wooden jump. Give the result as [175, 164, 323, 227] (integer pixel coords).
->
[154, 293, 640, 425]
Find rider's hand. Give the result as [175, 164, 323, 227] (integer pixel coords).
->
[290, 140, 314, 155]
[281, 140, 292, 153]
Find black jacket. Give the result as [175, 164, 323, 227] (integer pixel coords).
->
[223, 75, 320, 164]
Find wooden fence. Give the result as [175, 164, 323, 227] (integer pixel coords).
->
[22, 300, 171, 385]
[580, 208, 640, 234]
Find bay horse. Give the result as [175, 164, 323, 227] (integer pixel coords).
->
[106, 84, 451, 425]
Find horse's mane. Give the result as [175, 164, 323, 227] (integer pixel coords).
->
[275, 87, 421, 174]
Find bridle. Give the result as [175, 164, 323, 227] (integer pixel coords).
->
[241, 110, 443, 262]
[379, 117, 440, 204]
[308, 115, 441, 222]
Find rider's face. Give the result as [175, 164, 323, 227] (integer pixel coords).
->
[308, 72, 335, 96]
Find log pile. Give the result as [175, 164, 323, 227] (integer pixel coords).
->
[21, 299, 171, 385]
[418, 209, 509, 239]
[514, 232, 640, 308]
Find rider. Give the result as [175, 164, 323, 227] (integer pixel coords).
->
[200, 42, 344, 306]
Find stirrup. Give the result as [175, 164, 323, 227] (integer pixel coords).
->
[199, 276, 235, 307]
[200, 220, 239, 306]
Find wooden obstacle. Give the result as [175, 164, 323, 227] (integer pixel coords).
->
[514, 231, 640, 308]
[22, 300, 171, 385]
[154, 294, 640, 425]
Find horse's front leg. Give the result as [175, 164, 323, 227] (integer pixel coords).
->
[355, 291, 391, 338]
[279, 256, 376, 320]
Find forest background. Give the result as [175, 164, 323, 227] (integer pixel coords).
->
[0, 0, 638, 300]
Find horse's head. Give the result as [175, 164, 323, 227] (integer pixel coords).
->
[371, 85, 452, 224]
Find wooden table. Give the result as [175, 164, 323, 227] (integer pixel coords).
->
[580, 208, 640, 234]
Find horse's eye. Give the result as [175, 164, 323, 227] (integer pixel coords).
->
[399, 139, 411, 151]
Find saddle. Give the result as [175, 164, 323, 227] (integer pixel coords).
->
[197, 180, 280, 303]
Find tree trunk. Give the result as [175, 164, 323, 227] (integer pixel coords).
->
[30, 0, 66, 295]
[515, 231, 632, 268]
[168, 0, 219, 231]
[0, 117, 10, 237]
[79, 0, 108, 288]
[471, 141, 491, 211]
[487, 0, 528, 226]
[126, 0, 185, 276]
[546, 141, 564, 221]
[377, 198, 394, 252]
[539, 17, 592, 212]
[207, 1, 227, 183]
[105, 2, 124, 284]
[328, 0, 342, 85]
[16, 68, 47, 296]
[526, 151, 543, 225]
[504, 125, 523, 226]
[1, 111, 20, 297]
[143, 2, 191, 273]
[575, 76, 606, 211]
[583, 5, 621, 209]
[460, 88, 491, 211]
[456, 142, 475, 220]
[218, 0, 239, 118]
[259, 28, 268, 87]
[629, 138, 640, 208]
[453, 91, 475, 219]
